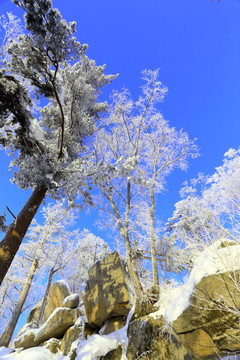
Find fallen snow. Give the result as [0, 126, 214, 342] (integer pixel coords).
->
[75, 305, 134, 360]
[76, 334, 118, 359]
[164, 238, 240, 324]
[0, 346, 60, 360]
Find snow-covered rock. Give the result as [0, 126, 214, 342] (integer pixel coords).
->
[164, 239, 240, 359]
[14, 307, 80, 349]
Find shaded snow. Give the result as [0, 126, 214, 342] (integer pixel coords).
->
[150, 283, 185, 320]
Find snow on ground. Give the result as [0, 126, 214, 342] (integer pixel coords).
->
[0, 306, 134, 360]
[0, 326, 128, 360]
[0, 347, 61, 360]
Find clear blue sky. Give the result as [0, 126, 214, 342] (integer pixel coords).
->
[0, 0, 240, 241]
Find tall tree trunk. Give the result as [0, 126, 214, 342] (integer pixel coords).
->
[0, 186, 47, 286]
[0, 257, 39, 347]
[36, 267, 55, 327]
[125, 178, 143, 294]
[149, 187, 159, 286]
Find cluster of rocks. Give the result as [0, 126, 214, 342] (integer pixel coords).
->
[14, 281, 85, 356]
[13, 252, 133, 357]
[13, 248, 240, 359]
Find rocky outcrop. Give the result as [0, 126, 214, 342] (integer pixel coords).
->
[127, 315, 191, 360]
[84, 251, 132, 329]
[172, 270, 240, 359]
[60, 316, 86, 355]
[178, 329, 218, 360]
[100, 346, 123, 360]
[13, 246, 240, 360]
[43, 338, 61, 354]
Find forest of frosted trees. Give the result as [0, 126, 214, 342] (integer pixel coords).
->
[0, 0, 240, 351]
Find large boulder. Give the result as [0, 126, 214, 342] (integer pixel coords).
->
[172, 271, 240, 359]
[47, 280, 70, 312]
[84, 252, 132, 328]
[14, 307, 80, 349]
[126, 315, 191, 360]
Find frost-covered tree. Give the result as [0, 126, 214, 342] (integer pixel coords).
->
[90, 70, 198, 289]
[0, 0, 115, 284]
[0, 198, 109, 346]
[0, 245, 40, 334]
[0, 200, 77, 347]
[59, 229, 110, 294]
[0, 12, 23, 65]
[167, 148, 240, 266]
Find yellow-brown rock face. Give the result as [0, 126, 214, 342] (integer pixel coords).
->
[84, 252, 131, 328]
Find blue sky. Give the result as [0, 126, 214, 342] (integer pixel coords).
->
[0, 0, 240, 242]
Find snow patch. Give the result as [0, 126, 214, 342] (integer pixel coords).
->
[74, 304, 134, 359]
[76, 334, 118, 359]
[150, 283, 185, 320]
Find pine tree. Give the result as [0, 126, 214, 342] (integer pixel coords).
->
[0, 0, 115, 284]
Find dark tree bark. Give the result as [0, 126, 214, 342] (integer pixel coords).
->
[0, 185, 47, 285]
